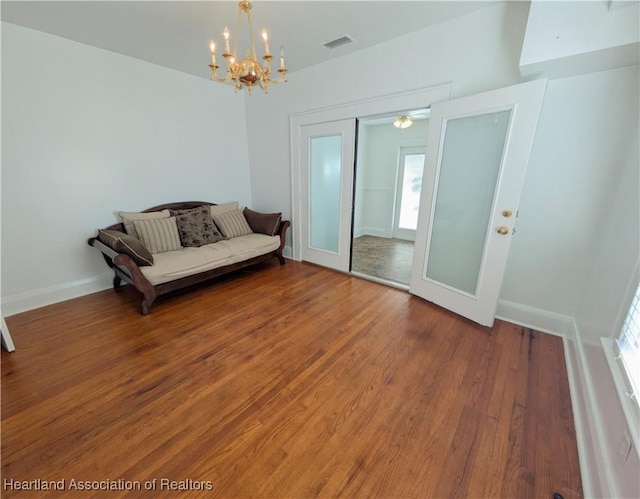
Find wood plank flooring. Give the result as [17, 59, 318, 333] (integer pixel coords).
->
[352, 236, 414, 285]
[1, 261, 582, 498]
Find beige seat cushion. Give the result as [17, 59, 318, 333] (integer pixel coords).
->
[139, 234, 279, 285]
[218, 234, 280, 264]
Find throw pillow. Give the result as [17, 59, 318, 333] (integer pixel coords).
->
[243, 208, 282, 236]
[97, 229, 154, 266]
[132, 217, 182, 254]
[169, 205, 225, 247]
[209, 201, 239, 217]
[212, 209, 253, 239]
[118, 209, 171, 239]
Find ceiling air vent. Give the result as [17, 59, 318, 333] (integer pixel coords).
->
[323, 35, 354, 50]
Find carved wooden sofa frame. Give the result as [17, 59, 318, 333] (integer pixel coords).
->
[88, 201, 290, 315]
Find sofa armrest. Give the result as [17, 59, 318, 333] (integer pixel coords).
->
[275, 220, 290, 264]
[88, 237, 119, 270]
[276, 219, 291, 240]
[89, 237, 157, 314]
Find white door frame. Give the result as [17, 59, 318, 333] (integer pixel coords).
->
[290, 84, 453, 263]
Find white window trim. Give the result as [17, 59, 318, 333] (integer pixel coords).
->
[601, 337, 640, 453]
[601, 260, 640, 453]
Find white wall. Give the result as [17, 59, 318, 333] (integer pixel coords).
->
[355, 120, 428, 238]
[501, 65, 639, 319]
[245, 1, 527, 220]
[1, 23, 252, 315]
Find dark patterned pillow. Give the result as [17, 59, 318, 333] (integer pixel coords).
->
[169, 205, 225, 247]
[97, 229, 154, 266]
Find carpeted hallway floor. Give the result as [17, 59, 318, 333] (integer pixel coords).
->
[351, 235, 414, 285]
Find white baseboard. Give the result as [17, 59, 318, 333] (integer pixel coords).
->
[2, 272, 113, 317]
[563, 332, 604, 499]
[495, 299, 575, 338]
[356, 228, 391, 239]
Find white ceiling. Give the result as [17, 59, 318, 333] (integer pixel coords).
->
[1, 1, 499, 80]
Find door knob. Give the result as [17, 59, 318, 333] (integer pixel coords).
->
[497, 226, 509, 235]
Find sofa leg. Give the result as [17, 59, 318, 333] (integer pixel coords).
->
[113, 274, 122, 291]
[141, 298, 153, 316]
[277, 254, 285, 265]
[140, 289, 157, 316]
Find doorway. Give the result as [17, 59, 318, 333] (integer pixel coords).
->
[291, 80, 546, 326]
[351, 110, 429, 286]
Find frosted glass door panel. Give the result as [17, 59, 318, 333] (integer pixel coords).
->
[309, 135, 342, 253]
[425, 110, 511, 295]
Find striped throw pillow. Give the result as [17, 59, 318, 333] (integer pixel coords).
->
[132, 217, 182, 254]
[212, 209, 253, 239]
[118, 209, 170, 239]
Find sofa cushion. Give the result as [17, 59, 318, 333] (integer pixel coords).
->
[243, 208, 282, 236]
[97, 229, 154, 266]
[118, 209, 170, 239]
[221, 234, 281, 264]
[139, 234, 280, 286]
[170, 205, 225, 247]
[209, 201, 239, 217]
[133, 217, 182, 254]
[212, 209, 253, 239]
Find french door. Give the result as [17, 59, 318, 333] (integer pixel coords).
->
[299, 119, 356, 272]
[410, 80, 547, 326]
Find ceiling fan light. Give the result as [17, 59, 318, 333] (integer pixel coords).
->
[393, 116, 413, 129]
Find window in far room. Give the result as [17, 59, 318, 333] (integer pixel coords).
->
[617, 282, 640, 406]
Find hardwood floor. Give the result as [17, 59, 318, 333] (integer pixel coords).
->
[352, 235, 414, 285]
[1, 261, 582, 498]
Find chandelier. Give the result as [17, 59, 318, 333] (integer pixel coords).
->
[393, 116, 413, 129]
[208, 1, 287, 94]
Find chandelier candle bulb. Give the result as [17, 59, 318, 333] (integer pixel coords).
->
[209, 41, 216, 66]
[261, 29, 270, 56]
[223, 27, 231, 54]
[279, 47, 285, 70]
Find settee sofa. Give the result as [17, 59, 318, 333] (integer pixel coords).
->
[88, 201, 290, 315]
